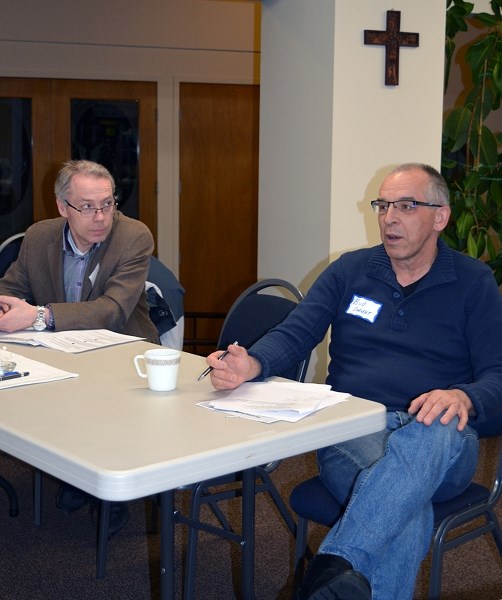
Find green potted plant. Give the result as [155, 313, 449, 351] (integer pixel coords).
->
[441, 0, 502, 283]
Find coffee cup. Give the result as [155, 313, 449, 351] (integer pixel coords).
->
[133, 348, 181, 391]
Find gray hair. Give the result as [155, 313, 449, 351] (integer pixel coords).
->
[389, 163, 450, 206]
[54, 160, 115, 200]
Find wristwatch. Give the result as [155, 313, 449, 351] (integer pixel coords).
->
[33, 305, 47, 331]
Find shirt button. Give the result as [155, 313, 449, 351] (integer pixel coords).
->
[398, 309, 405, 316]
[393, 292, 400, 299]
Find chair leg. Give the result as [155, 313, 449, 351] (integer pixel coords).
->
[96, 500, 110, 579]
[487, 508, 502, 555]
[293, 516, 309, 592]
[0, 474, 18, 517]
[183, 469, 298, 599]
[150, 494, 159, 534]
[256, 467, 297, 537]
[428, 542, 444, 600]
[33, 469, 42, 525]
[207, 497, 234, 532]
[183, 483, 210, 600]
[183, 482, 241, 600]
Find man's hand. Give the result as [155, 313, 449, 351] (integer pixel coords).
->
[207, 344, 262, 390]
[0, 296, 37, 332]
[408, 388, 474, 431]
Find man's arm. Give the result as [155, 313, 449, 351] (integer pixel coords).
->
[0, 216, 156, 339]
[410, 266, 502, 434]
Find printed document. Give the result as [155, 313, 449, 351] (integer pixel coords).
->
[0, 329, 144, 353]
[198, 381, 350, 423]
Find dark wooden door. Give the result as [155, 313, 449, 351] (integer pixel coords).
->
[179, 83, 259, 352]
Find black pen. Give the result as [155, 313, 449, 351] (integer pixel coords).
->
[197, 341, 239, 381]
[0, 371, 30, 382]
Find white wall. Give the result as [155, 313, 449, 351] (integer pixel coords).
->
[259, 0, 447, 381]
[0, 0, 261, 272]
[258, 0, 335, 292]
[0, 0, 491, 379]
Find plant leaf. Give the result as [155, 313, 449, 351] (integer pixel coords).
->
[466, 35, 496, 84]
[491, 0, 502, 17]
[443, 107, 471, 150]
[468, 125, 499, 167]
[464, 170, 481, 191]
[493, 60, 502, 96]
[475, 13, 499, 26]
[486, 233, 497, 260]
[457, 211, 475, 239]
[477, 230, 487, 256]
[467, 231, 478, 257]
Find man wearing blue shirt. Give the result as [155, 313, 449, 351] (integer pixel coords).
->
[204, 163, 502, 600]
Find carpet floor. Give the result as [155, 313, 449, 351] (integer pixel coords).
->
[1, 439, 502, 599]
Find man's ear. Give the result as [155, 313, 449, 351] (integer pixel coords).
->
[56, 198, 67, 218]
[434, 206, 451, 232]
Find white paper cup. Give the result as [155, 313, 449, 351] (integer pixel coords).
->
[133, 348, 181, 392]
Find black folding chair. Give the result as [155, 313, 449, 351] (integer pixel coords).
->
[180, 278, 311, 599]
[289, 437, 502, 599]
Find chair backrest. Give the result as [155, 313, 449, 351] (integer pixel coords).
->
[146, 256, 185, 349]
[147, 256, 185, 321]
[217, 278, 309, 382]
[0, 232, 25, 278]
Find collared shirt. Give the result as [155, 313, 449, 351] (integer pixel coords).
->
[62, 223, 99, 303]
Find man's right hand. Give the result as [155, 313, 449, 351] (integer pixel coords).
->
[207, 344, 262, 390]
[0, 296, 36, 332]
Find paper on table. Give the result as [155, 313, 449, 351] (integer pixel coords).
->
[198, 381, 350, 423]
[0, 329, 144, 353]
[0, 352, 78, 389]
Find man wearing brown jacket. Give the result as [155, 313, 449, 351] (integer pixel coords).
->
[0, 159, 159, 536]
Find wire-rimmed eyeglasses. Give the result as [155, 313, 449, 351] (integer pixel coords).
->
[371, 198, 443, 215]
[65, 198, 118, 218]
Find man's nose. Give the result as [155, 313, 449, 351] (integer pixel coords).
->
[383, 204, 399, 221]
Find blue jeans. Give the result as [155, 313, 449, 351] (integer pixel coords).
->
[316, 412, 479, 600]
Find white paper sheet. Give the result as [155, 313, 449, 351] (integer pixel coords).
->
[0, 329, 144, 353]
[0, 352, 78, 390]
[198, 381, 350, 423]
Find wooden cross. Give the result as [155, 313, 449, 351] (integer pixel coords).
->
[364, 10, 419, 86]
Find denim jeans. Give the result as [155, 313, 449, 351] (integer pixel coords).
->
[316, 411, 479, 600]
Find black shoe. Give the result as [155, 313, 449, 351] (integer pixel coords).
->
[295, 554, 371, 600]
[56, 484, 90, 514]
[309, 570, 371, 600]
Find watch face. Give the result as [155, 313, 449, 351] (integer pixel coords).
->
[33, 319, 47, 331]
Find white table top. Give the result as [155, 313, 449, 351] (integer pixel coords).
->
[0, 341, 386, 501]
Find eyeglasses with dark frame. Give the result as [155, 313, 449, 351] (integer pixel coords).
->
[371, 198, 443, 215]
[65, 198, 118, 218]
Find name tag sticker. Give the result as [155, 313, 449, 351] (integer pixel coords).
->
[346, 295, 382, 323]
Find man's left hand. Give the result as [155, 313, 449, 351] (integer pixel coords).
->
[408, 388, 474, 431]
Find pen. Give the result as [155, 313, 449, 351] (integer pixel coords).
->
[0, 371, 30, 382]
[197, 341, 239, 381]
